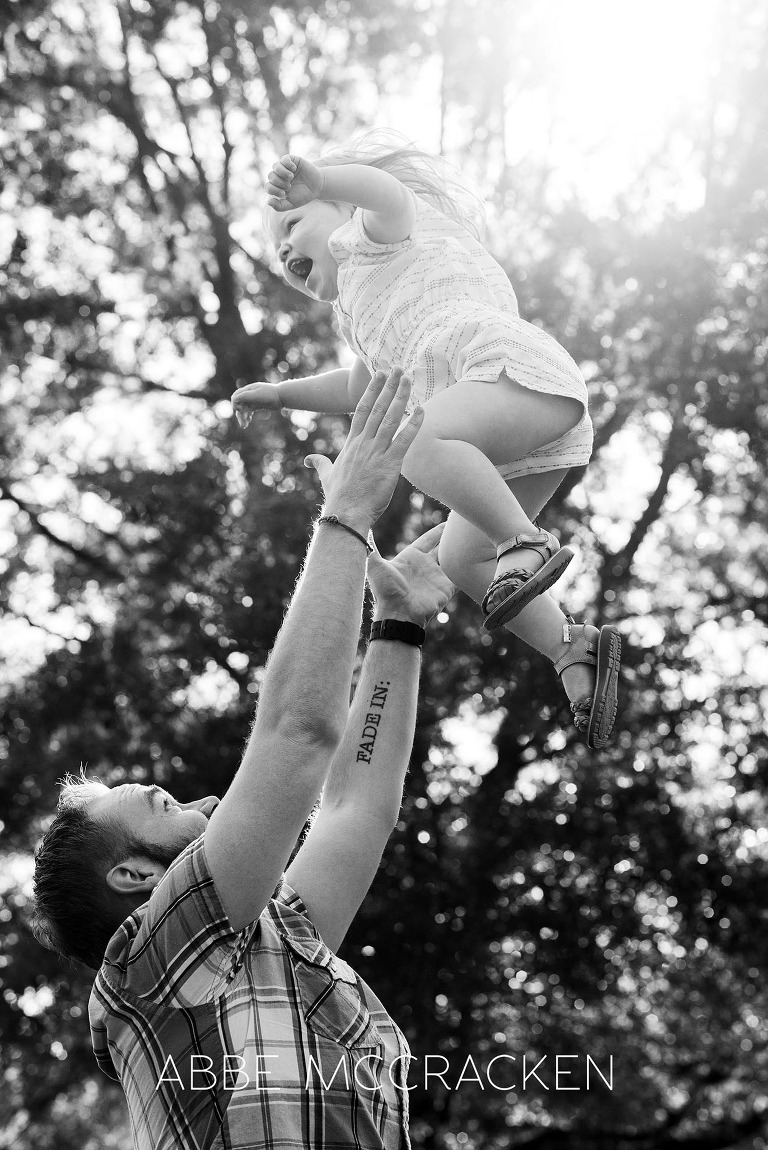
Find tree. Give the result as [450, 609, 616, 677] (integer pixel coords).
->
[1, 1, 767, 1147]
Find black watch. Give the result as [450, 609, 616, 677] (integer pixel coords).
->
[368, 619, 426, 647]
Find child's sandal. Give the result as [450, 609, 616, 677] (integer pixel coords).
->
[482, 531, 574, 631]
[554, 620, 622, 749]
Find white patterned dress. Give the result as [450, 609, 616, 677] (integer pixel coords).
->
[329, 195, 593, 478]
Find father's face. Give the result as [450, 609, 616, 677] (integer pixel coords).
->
[89, 782, 219, 862]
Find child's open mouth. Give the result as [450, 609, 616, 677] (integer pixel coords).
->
[287, 257, 313, 282]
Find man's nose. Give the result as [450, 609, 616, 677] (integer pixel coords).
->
[180, 796, 220, 817]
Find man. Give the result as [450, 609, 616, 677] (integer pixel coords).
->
[32, 368, 454, 1150]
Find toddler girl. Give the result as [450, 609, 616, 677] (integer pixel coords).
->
[232, 137, 621, 749]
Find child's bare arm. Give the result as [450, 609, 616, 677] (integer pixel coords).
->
[318, 164, 415, 243]
[232, 368, 356, 427]
[277, 369, 355, 412]
[347, 357, 371, 408]
[267, 155, 415, 244]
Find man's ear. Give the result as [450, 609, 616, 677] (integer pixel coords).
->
[106, 857, 166, 896]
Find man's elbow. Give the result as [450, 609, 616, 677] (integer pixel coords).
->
[271, 708, 345, 754]
[325, 795, 402, 840]
[257, 679, 346, 749]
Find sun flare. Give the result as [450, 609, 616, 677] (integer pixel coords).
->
[380, 0, 723, 210]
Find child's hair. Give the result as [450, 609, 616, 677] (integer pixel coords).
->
[314, 129, 486, 241]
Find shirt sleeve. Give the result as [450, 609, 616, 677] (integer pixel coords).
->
[111, 837, 262, 1008]
[273, 876, 309, 915]
[328, 206, 413, 261]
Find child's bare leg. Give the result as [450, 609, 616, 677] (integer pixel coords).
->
[400, 374, 583, 586]
[438, 473, 595, 708]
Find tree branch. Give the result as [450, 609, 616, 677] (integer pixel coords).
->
[591, 396, 636, 456]
[193, 0, 235, 211]
[599, 419, 689, 593]
[0, 482, 124, 579]
[4, 608, 86, 643]
[148, 46, 239, 313]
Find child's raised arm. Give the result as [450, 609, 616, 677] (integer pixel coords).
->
[232, 360, 372, 427]
[318, 163, 415, 243]
[267, 155, 415, 245]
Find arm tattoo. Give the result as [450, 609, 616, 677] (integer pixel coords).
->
[357, 680, 389, 763]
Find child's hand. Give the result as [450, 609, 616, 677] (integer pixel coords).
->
[231, 382, 282, 428]
[266, 154, 325, 211]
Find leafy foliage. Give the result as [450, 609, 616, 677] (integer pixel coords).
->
[1, 2, 767, 1148]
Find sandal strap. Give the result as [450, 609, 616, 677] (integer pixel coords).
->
[570, 697, 591, 733]
[481, 569, 529, 614]
[496, 530, 559, 563]
[553, 624, 598, 677]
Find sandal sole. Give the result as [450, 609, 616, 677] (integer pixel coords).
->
[483, 547, 575, 631]
[586, 626, 622, 749]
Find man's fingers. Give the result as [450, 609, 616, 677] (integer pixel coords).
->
[348, 368, 418, 446]
[366, 550, 386, 579]
[348, 370, 390, 436]
[304, 453, 332, 474]
[409, 522, 446, 553]
[388, 405, 424, 456]
[365, 368, 403, 427]
[373, 372, 414, 440]
[304, 454, 334, 495]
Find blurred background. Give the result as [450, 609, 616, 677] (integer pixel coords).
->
[1, 0, 767, 1146]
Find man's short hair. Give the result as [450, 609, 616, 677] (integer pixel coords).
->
[32, 772, 173, 970]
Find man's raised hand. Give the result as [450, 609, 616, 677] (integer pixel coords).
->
[367, 524, 455, 627]
[305, 367, 424, 536]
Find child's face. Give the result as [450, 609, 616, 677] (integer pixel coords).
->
[268, 200, 352, 302]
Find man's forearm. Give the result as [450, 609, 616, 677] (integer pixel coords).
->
[252, 524, 368, 746]
[320, 634, 420, 823]
[281, 518, 451, 949]
[281, 632, 419, 950]
[206, 368, 422, 931]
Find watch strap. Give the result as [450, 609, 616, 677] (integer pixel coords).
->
[369, 619, 426, 647]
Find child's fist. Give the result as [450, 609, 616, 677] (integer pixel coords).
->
[265, 154, 325, 211]
[231, 383, 282, 428]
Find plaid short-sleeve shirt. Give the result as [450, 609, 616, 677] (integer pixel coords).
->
[89, 837, 411, 1150]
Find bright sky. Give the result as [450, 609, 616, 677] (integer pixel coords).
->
[378, 0, 722, 213]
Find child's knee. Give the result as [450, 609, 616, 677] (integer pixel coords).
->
[401, 422, 439, 483]
[436, 535, 463, 585]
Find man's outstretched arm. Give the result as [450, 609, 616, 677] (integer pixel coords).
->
[205, 369, 423, 931]
[286, 525, 454, 950]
